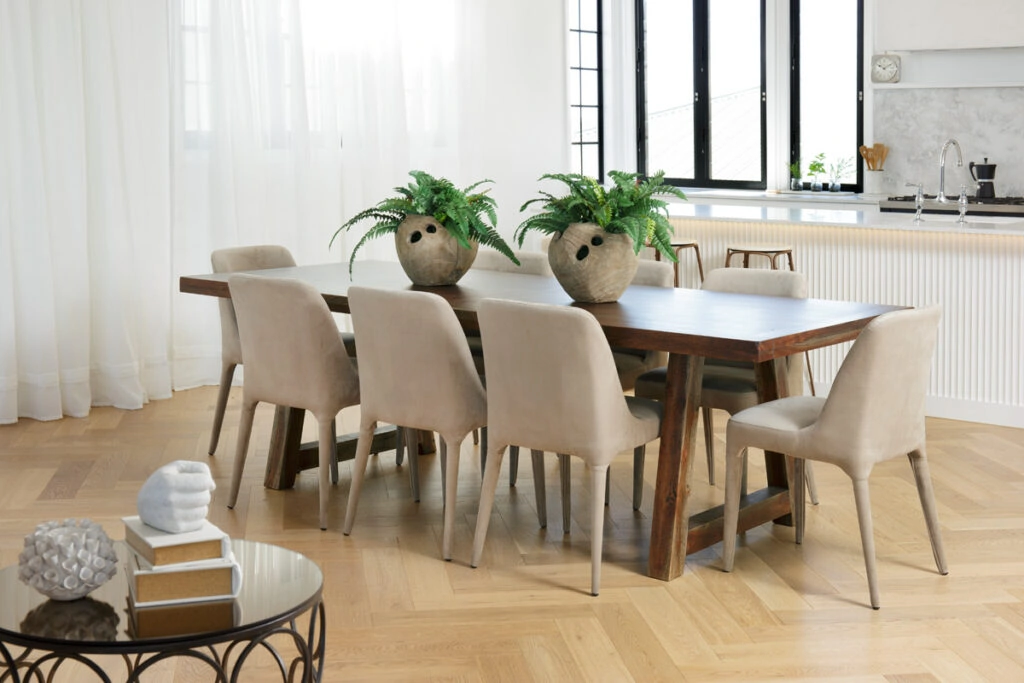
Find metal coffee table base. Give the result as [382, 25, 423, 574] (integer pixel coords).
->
[1, 600, 325, 683]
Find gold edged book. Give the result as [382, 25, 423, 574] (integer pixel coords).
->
[127, 597, 241, 638]
[126, 550, 242, 607]
[122, 515, 229, 567]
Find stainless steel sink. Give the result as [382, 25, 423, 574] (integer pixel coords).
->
[880, 195, 1024, 217]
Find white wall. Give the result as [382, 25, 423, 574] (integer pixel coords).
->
[462, 1, 569, 249]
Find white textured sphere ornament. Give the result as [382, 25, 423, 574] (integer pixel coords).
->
[137, 460, 216, 533]
[18, 519, 118, 601]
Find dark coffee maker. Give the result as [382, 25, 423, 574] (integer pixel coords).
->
[969, 157, 997, 199]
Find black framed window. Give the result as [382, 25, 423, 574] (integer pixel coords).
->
[636, 0, 766, 189]
[790, 0, 864, 191]
[569, 0, 603, 178]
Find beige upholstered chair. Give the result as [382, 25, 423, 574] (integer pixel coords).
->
[634, 267, 817, 506]
[343, 287, 487, 561]
[471, 298, 663, 596]
[721, 306, 947, 609]
[469, 249, 554, 482]
[226, 273, 360, 530]
[611, 259, 674, 391]
[208, 246, 297, 456]
[471, 249, 553, 276]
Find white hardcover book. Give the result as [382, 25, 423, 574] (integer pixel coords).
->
[126, 549, 243, 607]
[122, 515, 230, 567]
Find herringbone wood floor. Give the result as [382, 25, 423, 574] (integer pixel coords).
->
[2, 386, 1024, 681]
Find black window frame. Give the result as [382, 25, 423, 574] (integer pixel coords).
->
[635, 0, 767, 190]
[569, 0, 604, 180]
[789, 0, 865, 192]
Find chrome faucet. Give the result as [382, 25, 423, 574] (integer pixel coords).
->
[937, 138, 963, 202]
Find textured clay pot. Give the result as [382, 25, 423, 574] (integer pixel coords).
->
[394, 215, 478, 286]
[547, 222, 638, 303]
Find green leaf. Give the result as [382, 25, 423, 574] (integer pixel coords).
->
[515, 169, 687, 260]
[331, 170, 518, 267]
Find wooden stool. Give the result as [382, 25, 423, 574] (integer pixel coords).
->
[724, 242, 816, 398]
[655, 239, 705, 287]
[725, 244, 795, 270]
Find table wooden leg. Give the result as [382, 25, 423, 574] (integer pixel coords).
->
[649, 353, 702, 581]
[266, 406, 306, 490]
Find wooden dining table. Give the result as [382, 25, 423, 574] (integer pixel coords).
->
[180, 259, 902, 581]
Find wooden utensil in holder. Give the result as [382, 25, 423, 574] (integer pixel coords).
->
[860, 143, 888, 171]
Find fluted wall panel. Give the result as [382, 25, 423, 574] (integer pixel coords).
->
[669, 217, 1024, 427]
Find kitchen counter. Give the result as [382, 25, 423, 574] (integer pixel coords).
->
[666, 195, 1024, 235]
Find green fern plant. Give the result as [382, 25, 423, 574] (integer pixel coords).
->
[514, 170, 686, 261]
[329, 170, 519, 274]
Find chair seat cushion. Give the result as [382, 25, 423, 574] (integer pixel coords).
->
[727, 395, 825, 455]
[624, 396, 664, 447]
[634, 364, 758, 403]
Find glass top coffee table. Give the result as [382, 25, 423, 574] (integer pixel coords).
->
[0, 539, 324, 682]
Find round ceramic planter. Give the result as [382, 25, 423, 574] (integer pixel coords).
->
[547, 222, 638, 303]
[395, 215, 478, 286]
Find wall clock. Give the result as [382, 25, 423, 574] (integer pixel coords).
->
[870, 54, 901, 84]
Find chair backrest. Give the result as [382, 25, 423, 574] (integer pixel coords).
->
[813, 305, 941, 473]
[227, 273, 358, 418]
[631, 259, 674, 288]
[703, 267, 806, 298]
[478, 298, 639, 461]
[473, 250, 553, 276]
[211, 246, 296, 365]
[347, 286, 486, 439]
[702, 268, 808, 390]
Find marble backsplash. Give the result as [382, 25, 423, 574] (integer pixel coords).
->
[870, 87, 1024, 199]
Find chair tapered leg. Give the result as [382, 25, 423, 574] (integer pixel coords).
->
[208, 362, 237, 455]
[702, 407, 715, 485]
[741, 448, 749, 497]
[317, 418, 335, 530]
[227, 398, 257, 509]
[590, 464, 609, 596]
[791, 457, 806, 544]
[479, 428, 488, 473]
[471, 447, 507, 568]
[395, 426, 405, 466]
[908, 449, 948, 575]
[804, 461, 820, 505]
[531, 450, 547, 528]
[442, 436, 464, 561]
[342, 423, 378, 535]
[851, 477, 881, 609]
[472, 429, 479, 446]
[509, 446, 520, 487]
[440, 440, 448, 507]
[406, 429, 420, 502]
[721, 440, 746, 572]
[329, 419, 339, 484]
[559, 454, 572, 533]
[632, 445, 645, 510]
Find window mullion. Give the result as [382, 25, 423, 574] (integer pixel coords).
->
[693, 0, 709, 184]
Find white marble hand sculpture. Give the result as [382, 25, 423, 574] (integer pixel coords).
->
[137, 460, 217, 533]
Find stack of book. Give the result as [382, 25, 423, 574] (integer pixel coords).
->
[121, 515, 242, 638]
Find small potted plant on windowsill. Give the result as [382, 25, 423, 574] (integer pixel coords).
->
[330, 170, 519, 286]
[514, 170, 686, 303]
[828, 156, 853, 192]
[808, 153, 826, 192]
[789, 161, 803, 191]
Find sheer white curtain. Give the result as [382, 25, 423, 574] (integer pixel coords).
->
[0, 0, 567, 424]
[0, 0, 172, 423]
